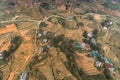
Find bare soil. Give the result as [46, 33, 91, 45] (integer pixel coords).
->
[8, 72, 15, 80]
[0, 24, 17, 35]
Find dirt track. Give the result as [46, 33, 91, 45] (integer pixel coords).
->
[8, 72, 14, 80]
[0, 41, 10, 51]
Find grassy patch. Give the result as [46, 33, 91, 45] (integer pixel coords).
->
[0, 71, 3, 80]
[0, 59, 6, 66]
[102, 1, 120, 11]
[87, 15, 94, 21]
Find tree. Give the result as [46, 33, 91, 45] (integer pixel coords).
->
[8, 2, 15, 7]
[103, 64, 113, 80]
[52, 35, 64, 47]
[92, 29, 98, 37]
[77, 22, 84, 27]
[83, 31, 88, 38]
[58, 18, 66, 28]
[0, 71, 3, 80]
[3, 36, 22, 59]
[39, 22, 48, 27]
[87, 15, 94, 21]
[40, 2, 50, 10]
[3, 50, 9, 59]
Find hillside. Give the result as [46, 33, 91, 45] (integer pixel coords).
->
[0, 0, 120, 80]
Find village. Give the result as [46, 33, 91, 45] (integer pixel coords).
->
[0, 12, 116, 80]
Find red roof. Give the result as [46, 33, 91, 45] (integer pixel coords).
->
[107, 64, 113, 68]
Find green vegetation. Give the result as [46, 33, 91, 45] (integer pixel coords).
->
[117, 67, 120, 74]
[102, 1, 120, 11]
[30, 68, 47, 80]
[52, 35, 108, 80]
[101, 19, 112, 28]
[47, 17, 58, 24]
[82, 74, 107, 80]
[103, 64, 113, 80]
[100, 31, 105, 36]
[76, 22, 84, 27]
[8, 2, 15, 7]
[0, 23, 5, 28]
[0, 71, 3, 80]
[81, 0, 91, 2]
[87, 15, 94, 21]
[40, 2, 50, 10]
[29, 54, 48, 70]
[89, 42, 101, 51]
[83, 31, 88, 38]
[3, 36, 23, 59]
[58, 18, 66, 28]
[20, 52, 25, 54]
[0, 59, 6, 66]
[21, 7, 32, 16]
[92, 29, 98, 38]
[39, 22, 48, 27]
[52, 35, 84, 79]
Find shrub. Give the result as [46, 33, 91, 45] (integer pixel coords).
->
[77, 22, 84, 27]
[58, 18, 66, 28]
[8, 2, 15, 7]
[83, 31, 88, 38]
[3, 36, 22, 59]
[52, 34, 64, 47]
[40, 2, 50, 10]
[92, 29, 98, 37]
[103, 64, 113, 80]
[101, 19, 112, 27]
[87, 15, 94, 21]
[39, 22, 48, 27]
[102, 2, 119, 10]
[0, 71, 3, 80]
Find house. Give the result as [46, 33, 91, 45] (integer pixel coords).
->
[106, 63, 115, 73]
[75, 42, 81, 48]
[104, 57, 115, 73]
[43, 31, 47, 35]
[101, 20, 113, 28]
[87, 32, 93, 38]
[43, 39, 48, 43]
[109, 68, 115, 73]
[92, 51, 97, 58]
[91, 38, 97, 45]
[38, 33, 42, 38]
[66, 16, 73, 21]
[47, 45, 51, 49]
[20, 72, 28, 80]
[81, 43, 86, 50]
[104, 57, 112, 64]
[103, 27, 108, 30]
[95, 61, 102, 67]
[39, 48, 44, 52]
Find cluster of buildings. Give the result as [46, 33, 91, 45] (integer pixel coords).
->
[75, 28, 115, 75]
[20, 72, 28, 80]
[101, 20, 113, 31]
[37, 30, 52, 53]
[104, 57, 115, 73]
